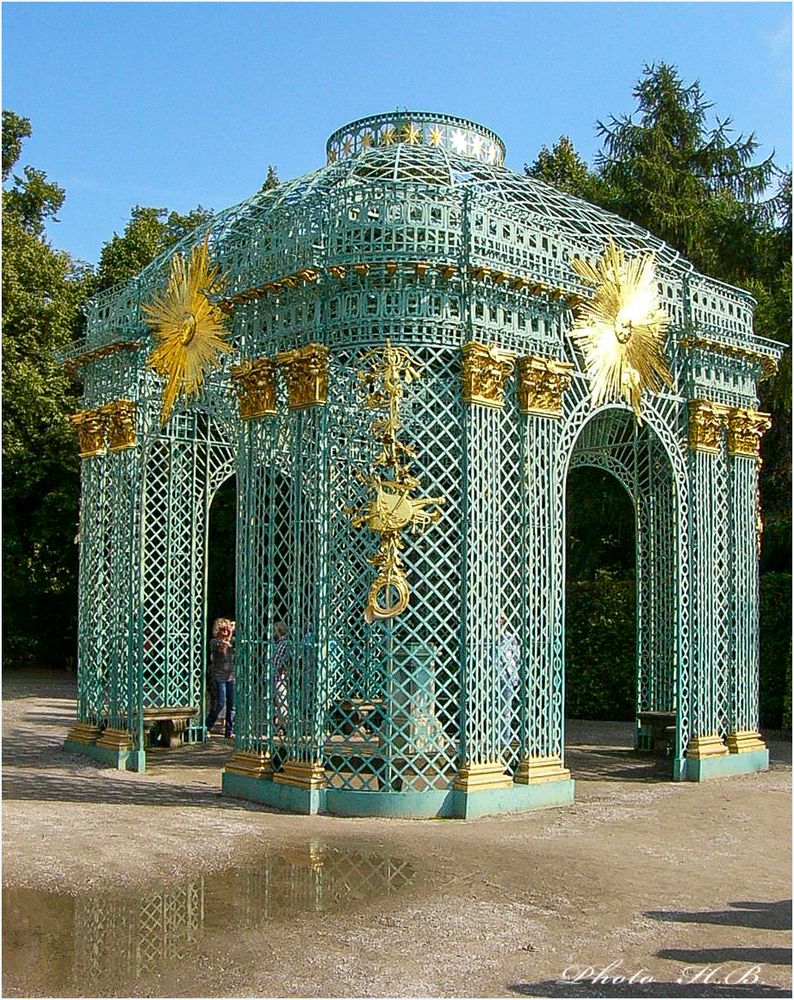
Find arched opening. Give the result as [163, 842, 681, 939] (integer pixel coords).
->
[563, 407, 678, 782]
[207, 475, 237, 631]
[565, 467, 640, 777]
[205, 473, 237, 738]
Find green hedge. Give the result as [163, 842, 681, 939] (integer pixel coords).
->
[759, 572, 792, 730]
[565, 573, 792, 727]
[565, 576, 636, 720]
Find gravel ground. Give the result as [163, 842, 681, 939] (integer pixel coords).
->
[2, 668, 791, 998]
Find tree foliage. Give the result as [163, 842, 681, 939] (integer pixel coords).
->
[526, 135, 598, 200]
[261, 164, 280, 192]
[2, 112, 89, 665]
[595, 63, 775, 258]
[3, 110, 32, 181]
[94, 205, 214, 292]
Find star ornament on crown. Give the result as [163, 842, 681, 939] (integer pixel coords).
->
[568, 240, 673, 422]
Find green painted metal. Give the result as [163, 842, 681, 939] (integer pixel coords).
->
[62, 111, 785, 811]
[676, 747, 770, 781]
[222, 770, 575, 818]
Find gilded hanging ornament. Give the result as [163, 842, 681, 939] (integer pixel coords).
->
[346, 340, 446, 623]
[142, 237, 231, 424]
[568, 239, 672, 421]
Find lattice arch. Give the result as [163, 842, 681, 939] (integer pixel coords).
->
[62, 108, 784, 813]
[566, 404, 683, 755]
[137, 409, 236, 739]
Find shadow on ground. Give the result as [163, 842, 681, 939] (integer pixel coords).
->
[565, 746, 672, 783]
[645, 899, 792, 933]
[508, 980, 790, 998]
[3, 677, 789, 813]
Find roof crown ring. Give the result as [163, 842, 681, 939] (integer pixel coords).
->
[326, 111, 506, 167]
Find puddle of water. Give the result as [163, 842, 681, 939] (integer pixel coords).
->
[3, 843, 417, 997]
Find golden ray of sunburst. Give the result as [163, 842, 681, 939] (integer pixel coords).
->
[142, 237, 231, 424]
[569, 239, 672, 421]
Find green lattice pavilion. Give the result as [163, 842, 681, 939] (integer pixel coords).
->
[62, 112, 785, 817]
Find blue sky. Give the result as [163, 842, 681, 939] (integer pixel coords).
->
[3, 1, 791, 266]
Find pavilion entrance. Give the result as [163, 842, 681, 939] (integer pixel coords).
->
[564, 407, 680, 772]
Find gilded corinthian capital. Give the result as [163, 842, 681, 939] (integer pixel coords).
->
[231, 357, 277, 419]
[100, 400, 137, 452]
[275, 343, 329, 410]
[687, 399, 729, 453]
[461, 341, 515, 409]
[516, 355, 574, 416]
[69, 409, 106, 458]
[726, 408, 772, 458]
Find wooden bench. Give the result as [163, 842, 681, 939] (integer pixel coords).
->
[637, 711, 677, 755]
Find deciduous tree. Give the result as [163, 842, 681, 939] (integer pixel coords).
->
[2, 111, 88, 664]
[94, 205, 214, 292]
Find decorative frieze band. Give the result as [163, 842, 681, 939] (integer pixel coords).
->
[70, 400, 137, 458]
[275, 342, 329, 410]
[517, 355, 574, 417]
[231, 358, 278, 419]
[688, 400, 771, 456]
[461, 341, 515, 409]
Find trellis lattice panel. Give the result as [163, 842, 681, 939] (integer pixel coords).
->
[729, 454, 762, 734]
[76, 457, 113, 725]
[461, 397, 524, 769]
[138, 411, 235, 729]
[688, 446, 732, 740]
[255, 346, 468, 792]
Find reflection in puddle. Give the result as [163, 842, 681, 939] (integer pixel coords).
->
[3, 844, 417, 997]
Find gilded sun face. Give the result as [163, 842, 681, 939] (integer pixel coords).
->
[568, 240, 673, 421]
[142, 237, 231, 424]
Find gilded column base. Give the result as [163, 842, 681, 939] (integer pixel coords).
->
[514, 754, 571, 785]
[65, 721, 102, 745]
[453, 761, 513, 792]
[726, 730, 767, 754]
[273, 759, 326, 789]
[686, 734, 729, 759]
[225, 749, 273, 779]
[96, 727, 133, 751]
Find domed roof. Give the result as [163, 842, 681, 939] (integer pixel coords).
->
[77, 111, 779, 396]
[197, 110, 693, 277]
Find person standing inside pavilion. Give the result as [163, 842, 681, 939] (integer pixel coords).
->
[205, 618, 236, 738]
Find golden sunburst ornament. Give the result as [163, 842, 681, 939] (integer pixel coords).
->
[142, 237, 231, 424]
[568, 239, 672, 421]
